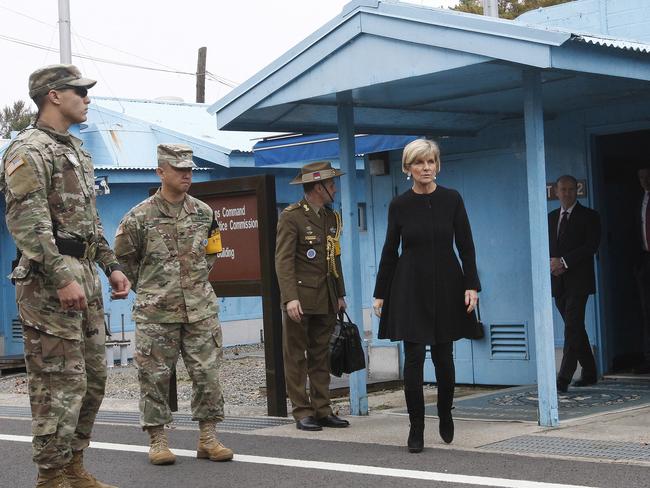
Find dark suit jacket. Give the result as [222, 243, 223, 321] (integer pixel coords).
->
[634, 194, 646, 267]
[548, 202, 601, 297]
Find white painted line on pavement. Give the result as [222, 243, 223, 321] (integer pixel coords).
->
[0, 434, 597, 488]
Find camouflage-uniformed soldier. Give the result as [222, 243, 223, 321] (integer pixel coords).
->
[0, 65, 130, 488]
[275, 161, 350, 430]
[113, 143, 232, 465]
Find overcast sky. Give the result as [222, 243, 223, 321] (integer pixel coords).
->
[0, 0, 458, 112]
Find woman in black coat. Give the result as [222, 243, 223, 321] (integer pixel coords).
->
[373, 139, 480, 453]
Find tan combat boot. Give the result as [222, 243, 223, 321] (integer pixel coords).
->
[63, 451, 119, 488]
[35, 467, 71, 488]
[146, 426, 176, 465]
[197, 420, 233, 461]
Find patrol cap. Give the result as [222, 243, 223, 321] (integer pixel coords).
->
[290, 161, 344, 185]
[28, 64, 96, 99]
[157, 143, 197, 169]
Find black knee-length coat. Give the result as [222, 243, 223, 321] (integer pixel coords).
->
[373, 187, 481, 345]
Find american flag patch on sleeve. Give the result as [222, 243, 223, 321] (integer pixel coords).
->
[6, 156, 26, 176]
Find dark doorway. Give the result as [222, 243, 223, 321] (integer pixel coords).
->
[595, 129, 650, 373]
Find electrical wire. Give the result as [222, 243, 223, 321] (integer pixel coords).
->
[0, 33, 238, 87]
[0, 3, 239, 88]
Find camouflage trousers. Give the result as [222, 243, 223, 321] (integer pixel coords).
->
[19, 257, 107, 469]
[135, 316, 224, 427]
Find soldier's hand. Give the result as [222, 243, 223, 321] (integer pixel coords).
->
[337, 297, 347, 312]
[286, 299, 303, 322]
[57, 280, 87, 311]
[109, 270, 131, 299]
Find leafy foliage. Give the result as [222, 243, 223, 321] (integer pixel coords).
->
[1, 100, 34, 138]
[452, 0, 573, 20]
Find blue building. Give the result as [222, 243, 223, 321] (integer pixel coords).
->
[209, 0, 650, 424]
[0, 96, 386, 357]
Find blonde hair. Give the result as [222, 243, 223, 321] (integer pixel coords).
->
[402, 139, 441, 175]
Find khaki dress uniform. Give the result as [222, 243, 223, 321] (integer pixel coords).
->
[275, 167, 346, 421]
[0, 124, 120, 469]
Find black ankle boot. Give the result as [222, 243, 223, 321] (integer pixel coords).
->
[438, 410, 454, 444]
[404, 388, 425, 453]
[407, 421, 424, 453]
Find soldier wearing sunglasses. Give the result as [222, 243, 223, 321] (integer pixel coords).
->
[0, 64, 130, 488]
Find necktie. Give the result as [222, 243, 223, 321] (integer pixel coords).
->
[558, 210, 569, 244]
[645, 199, 650, 251]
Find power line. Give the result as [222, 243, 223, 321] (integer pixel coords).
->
[0, 3, 176, 70]
[0, 33, 239, 87]
[0, 3, 239, 87]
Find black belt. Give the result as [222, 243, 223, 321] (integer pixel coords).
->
[55, 237, 97, 260]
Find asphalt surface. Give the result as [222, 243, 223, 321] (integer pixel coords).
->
[1, 417, 649, 488]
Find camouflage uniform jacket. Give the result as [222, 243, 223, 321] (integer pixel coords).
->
[0, 125, 120, 339]
[275, 199, 346, 315]
[114, 189, 218, 324]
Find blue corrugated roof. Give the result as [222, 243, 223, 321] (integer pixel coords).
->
[91, 97, 279, 153]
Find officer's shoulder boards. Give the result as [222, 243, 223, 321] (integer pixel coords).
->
[285, 202, 301, 212]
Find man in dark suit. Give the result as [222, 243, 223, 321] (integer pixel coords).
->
[549, 175, 601, 393]
[633, 168, 650, 374]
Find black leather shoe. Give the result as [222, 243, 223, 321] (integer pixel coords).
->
[438, 413, 454, 444]
[556, 380, 569, 393]
[572, 378, 597, 387]
[317, 414, 350, 428]
[296, 416, 322, 431]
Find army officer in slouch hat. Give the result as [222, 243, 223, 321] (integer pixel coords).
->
[275, 161, 350, 431]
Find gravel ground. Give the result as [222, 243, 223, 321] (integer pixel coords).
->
[0, 343, 482, 417]
[0, 344, 271, 414]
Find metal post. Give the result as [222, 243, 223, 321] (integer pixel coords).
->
[481, 0, 498, 18]
[523, 69, 559, 427]
[58, 0, 72, 63]
[336, 94, 368, 416]
[105, 346, 114, 369]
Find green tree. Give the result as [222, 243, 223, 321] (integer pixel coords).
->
[1, 100, 34, 138]
[452, 0, 573, 20]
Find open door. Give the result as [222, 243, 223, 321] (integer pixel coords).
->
[594, 130, 650, 373]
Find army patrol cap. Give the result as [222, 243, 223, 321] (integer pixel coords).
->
[290, 161, 345, 185]
[28, 64, 97, 99]
[157, 143, 197, 169]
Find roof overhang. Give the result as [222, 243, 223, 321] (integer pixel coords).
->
[209, 0, 650, 135]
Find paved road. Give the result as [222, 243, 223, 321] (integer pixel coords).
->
[1, 417, 648, 488]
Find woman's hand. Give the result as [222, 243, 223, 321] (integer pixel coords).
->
[373, 298, 384, 318]
[464, 289, 478, 313]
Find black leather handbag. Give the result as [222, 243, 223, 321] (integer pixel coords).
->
[471, 302, 485, 340]
[329, 311, 366, 377]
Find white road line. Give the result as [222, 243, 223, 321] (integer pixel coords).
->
[0, 434, 597, 488]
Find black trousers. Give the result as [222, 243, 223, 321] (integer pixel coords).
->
[555, 294, 597, 384]
[634, 253, 650, 364]
[403, 341, 455, 418]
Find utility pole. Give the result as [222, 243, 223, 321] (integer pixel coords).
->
[58, 0, 72, 63]
[482, 0, 499, 18]
[196, 47, 207, 103]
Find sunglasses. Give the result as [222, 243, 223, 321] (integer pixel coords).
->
[60, 86, 88, 98]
